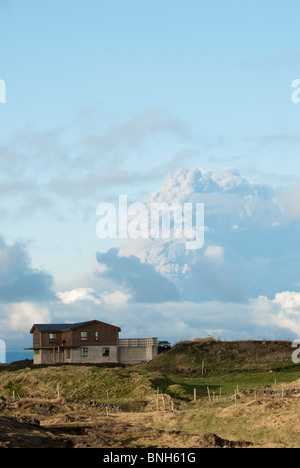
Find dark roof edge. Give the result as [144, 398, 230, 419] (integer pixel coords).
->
[30, 320, 121, 334]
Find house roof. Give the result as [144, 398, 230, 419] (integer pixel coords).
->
[30, 320, 121, 334]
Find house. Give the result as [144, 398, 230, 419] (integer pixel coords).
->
[27, 320, 158, 366]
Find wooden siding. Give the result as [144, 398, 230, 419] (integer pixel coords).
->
[31, 321, 119, 349]
[71, 322, 119, 347]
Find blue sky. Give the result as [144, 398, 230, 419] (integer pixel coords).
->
[1, 0, 300, 360]
[2, 0, 300, 140]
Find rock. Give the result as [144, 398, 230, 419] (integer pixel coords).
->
[200, 433, 252, 449]
[247, 400, 262, 406]
[17, 416, 40, 427]
[34, 402, 54, 415]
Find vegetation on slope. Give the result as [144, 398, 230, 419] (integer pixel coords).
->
[0, 338, 298, 405]
[1, 339, 300, 447]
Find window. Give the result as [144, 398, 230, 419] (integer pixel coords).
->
[102, 347, 110, 357]
[95, 332, 99, 341]
[49, 333, 56, 343]
[81, 332, 88, 341]
[81, 348, 88, 357]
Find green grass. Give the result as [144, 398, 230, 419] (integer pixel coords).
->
[1, 339, 300, 412]
[2, 351, 300, 447]
[3, 380, 25, 398]
[0, 366, 156, 410]
[146, 356, 300, 402]
[0, 358, 299, 408]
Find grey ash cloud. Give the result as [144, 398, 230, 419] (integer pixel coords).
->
[0, 236, 55, 303]
[96, 248, 180, 304]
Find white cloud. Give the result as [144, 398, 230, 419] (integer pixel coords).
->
[252, 292, 300, 337]
[204, 245, 224, 260]
[57, 288, 102, 305]
[273, 291, 300, 315]
[2, 302, 51, 333]
[3, 166, 300, 350]
[276, 186, 300, 219]
[85, 107, 189, 150]
[95, 168, 297, 305]
[56, 287, 130, 308]
[102, 291, 131, 306]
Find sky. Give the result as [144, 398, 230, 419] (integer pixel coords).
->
[1, 0, 300, 361]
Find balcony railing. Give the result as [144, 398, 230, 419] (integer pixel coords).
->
[118, 338, 158, 347]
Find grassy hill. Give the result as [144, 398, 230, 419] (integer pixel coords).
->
[1, 339, 300, 447]
[0, 365, 157, 411]
[0, 338, 298, 405]
[149, 337, 294, 373]
[146, 338, 300, 401]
